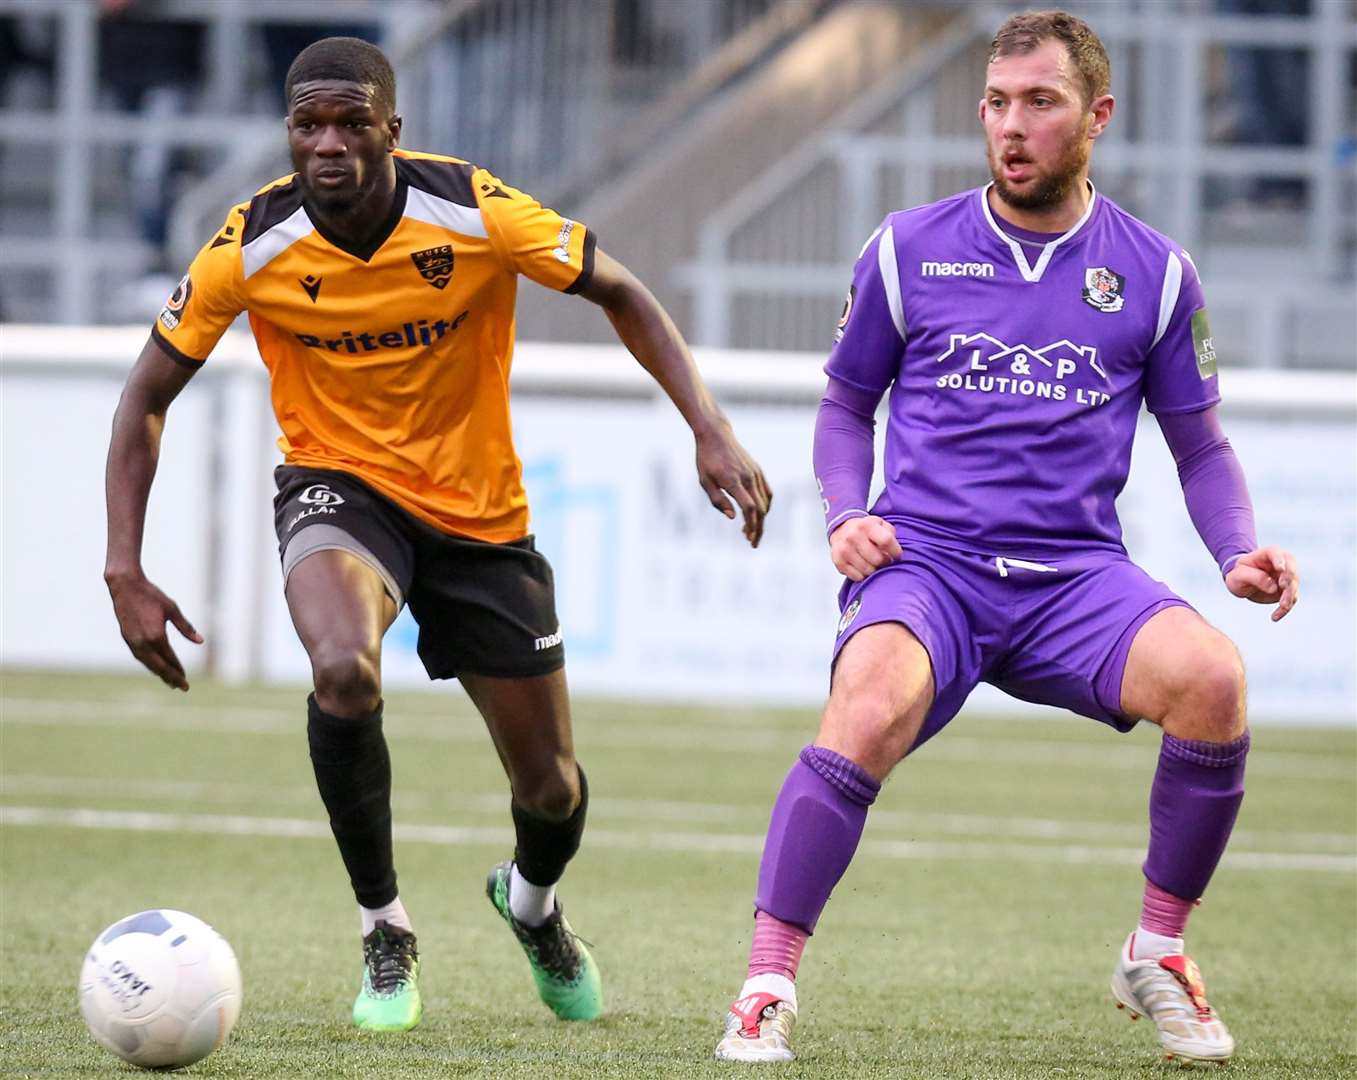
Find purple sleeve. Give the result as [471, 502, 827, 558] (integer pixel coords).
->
[824, 218, 907, 393]
[1144, 248, 1222, 415]
[1157, 406, 1257, 575]
[814, 377, 882, 537]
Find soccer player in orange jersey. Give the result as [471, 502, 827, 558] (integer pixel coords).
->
[104, 37, 771, 1032]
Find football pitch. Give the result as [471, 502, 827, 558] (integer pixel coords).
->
[2, 670, 1353, 1079]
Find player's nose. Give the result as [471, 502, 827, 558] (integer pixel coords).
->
[315, 124, 348, 156]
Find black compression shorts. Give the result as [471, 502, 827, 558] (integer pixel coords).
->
[273, 465, 564, 680]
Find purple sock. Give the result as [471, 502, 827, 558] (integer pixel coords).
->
[1143, 731, 1250, 901]
[754, 745, 880, 933]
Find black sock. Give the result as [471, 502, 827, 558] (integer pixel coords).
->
[307, 693, 397, 909]
[512, 766, 588, 887]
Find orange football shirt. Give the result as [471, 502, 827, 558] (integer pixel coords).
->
[152, 149, 596, 542]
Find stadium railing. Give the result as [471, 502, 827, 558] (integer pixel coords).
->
[0, 0, 810, 325]
[672, 1, 1357, 367]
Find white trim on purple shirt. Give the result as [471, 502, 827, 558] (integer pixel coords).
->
[876, 224, 906, 341]
[1152, 250, 1184, 349]
[978, 181, 1099, 284]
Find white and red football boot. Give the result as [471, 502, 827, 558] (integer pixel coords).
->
[1111, 932, 1235, 1062]
[714, 973, 798, 1063]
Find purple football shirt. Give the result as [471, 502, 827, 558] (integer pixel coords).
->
[825, 183, 1219, 556]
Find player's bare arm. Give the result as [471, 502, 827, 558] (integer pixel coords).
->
[828, 516, 902, 582]
[104, 335, 204, 691]
[579, 249, 772, 547]
[1226, 545, 1299, 621]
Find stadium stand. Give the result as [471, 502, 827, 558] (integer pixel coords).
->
[0, 0, 1351, 371]
[0, 0, 808, 323]
[653, 1, 1356, 368]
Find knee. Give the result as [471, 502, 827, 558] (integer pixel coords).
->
[829, 683, 905, 741]
[820, 683, 920, 779]
[819, 623, 934, 778]
[310, 640, 382, 718]
[1168, 642, 1247, 742]
[513, 758, 580, 821]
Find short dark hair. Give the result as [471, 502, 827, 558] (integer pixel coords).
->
[285, 36, 396, 114]
[990, 10, 1110, 106]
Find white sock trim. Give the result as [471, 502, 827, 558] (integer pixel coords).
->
[509, 863, 556, 927]
[737, 972, 798, 1013]
[360, 896, 412, 936]
[1131, 927, 1184, 960]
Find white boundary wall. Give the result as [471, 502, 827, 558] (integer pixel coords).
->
[3, 325, 1354, 724]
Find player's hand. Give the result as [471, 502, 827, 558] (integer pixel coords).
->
[106, 572, 204, 690]
[829, 515, 903, 581]
[1224, 545, 1299, 622]
[694, 420, 773, 548]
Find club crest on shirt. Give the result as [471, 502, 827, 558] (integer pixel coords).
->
[410, 245, 454, 290]
[837, 597, 862, 636]
[833, 285, 856, 344]
[1081, 266, 1125, 312]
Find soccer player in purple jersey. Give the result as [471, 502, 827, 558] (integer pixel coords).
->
[714, 10, 1299, 1067]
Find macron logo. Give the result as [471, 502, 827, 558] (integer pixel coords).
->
[921, 260, 994, 278]
[534, 629, 563, 652]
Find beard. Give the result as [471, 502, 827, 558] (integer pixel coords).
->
[299, 172, 367, 214]
[988, 125, 1091, 212]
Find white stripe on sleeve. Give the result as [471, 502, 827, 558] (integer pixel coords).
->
[1152, 250, 1184, 349]
[876, 224, 906, 341]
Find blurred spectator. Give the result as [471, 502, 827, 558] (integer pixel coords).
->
[1216, 0, 1310, 207]
[0, 16, 54, 102]
[1, 16, 54, 320]
[98, 0, 205, 269]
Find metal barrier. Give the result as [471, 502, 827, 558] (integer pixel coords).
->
[675, 1, 1357, 367]
[0, 0, 802, 323]
[0, 0, 431, 324]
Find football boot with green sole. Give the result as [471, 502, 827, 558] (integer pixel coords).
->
[352, 921, 422, 1032]
[486, 861, 603, 1021]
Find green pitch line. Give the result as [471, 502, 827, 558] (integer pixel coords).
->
[2, 670, 1354, 1078]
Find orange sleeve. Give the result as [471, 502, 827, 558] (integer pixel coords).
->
[475, 168, 596, 294]
[150, 203, 248, 366]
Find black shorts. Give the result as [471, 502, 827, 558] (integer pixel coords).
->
[272, 465, 564, 680]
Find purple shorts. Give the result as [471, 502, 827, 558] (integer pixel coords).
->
[832, 541, 1190, 750]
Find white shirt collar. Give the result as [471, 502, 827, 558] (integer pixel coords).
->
[979, 180, 1098, 283]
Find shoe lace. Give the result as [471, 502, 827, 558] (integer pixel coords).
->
[516, 913, 590, 982]
[364, 926, 417, 994]
[1158, 955, 1214, 1020]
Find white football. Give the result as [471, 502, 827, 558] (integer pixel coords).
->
[78, 909, 242, 1069]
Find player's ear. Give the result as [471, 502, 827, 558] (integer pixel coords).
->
[386, 113, 402, 150]
[1087, 94, 1114, 139]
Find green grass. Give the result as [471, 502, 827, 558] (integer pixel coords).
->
[2, 669, 1354, 1078]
